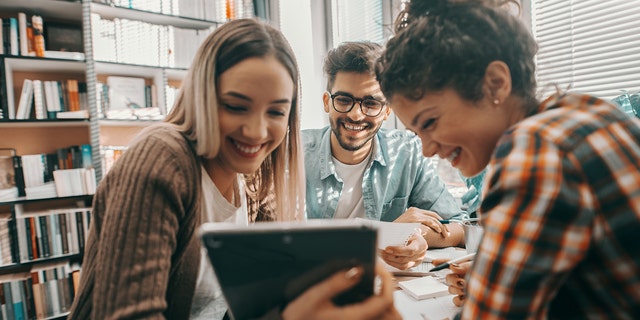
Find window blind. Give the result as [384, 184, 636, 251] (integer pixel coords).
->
[330, 0, 384, 47]
[532, 0, 640, 100]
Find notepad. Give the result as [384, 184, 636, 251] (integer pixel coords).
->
[398, 276, 450, 300]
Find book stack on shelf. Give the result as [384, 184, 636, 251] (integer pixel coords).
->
[0, 11, 84, 60]
[13, 205, 91, 262]
[14, 78, 89, 121]
[1, 145, 94, 203]
[96, 75, 161, 120]
[0, 258, 81, 319]
[0, 194, 90, 320]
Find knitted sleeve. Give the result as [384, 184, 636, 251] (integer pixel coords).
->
[69, 126, 199, 319]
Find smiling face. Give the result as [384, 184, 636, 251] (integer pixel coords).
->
[324, 72, 390, 162]
[390, 89, 511, 177]
[215, 55, 294, 175]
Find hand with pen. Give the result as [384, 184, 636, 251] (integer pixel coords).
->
[432, 257, 473, 307]
[379, 229, 427, 270]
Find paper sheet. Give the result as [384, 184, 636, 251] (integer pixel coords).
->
[394, 290, 461, 320]
[354, 218, 421, 249]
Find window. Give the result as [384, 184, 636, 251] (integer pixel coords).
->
[531, 1, 640, 100]
[329, 0, 385, 46]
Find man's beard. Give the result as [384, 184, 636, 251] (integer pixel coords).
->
[330, 118, 381, 151]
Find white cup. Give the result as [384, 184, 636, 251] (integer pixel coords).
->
[462, 223, 484, 254]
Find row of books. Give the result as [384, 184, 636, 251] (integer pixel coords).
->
[95, 0, 255, 22]
[0, 13, 83, 59]
[12, 209, 92, 264]
[96, 76, 163, 120]
[0, 262, 80, 320]
[12, 79, 89, 121]
[0, 145, 93, 201]
[91, 14, 212, 69]
[0, 13, 45, 57]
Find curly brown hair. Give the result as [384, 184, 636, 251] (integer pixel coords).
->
[377, 0, 538, 113]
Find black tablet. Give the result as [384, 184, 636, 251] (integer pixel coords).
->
[200, 220, 377, 320]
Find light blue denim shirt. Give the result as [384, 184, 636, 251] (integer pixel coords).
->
[302, 127, 467, 221]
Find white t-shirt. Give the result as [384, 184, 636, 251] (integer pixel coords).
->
[190, 166, 248, 319]
[332, 153, 372, 219]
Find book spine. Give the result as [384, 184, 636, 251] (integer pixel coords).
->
[14, 215, 29, 262]
[10, 281, 24, 320]
[58, 214, 68, 255]
[6, 219, 19, 264]
[11, 156, 25, 198]
[24, 219, 33, 261]
[22, 278, 35, 319]
[30, 272, 44, 319]
[32, 80, 45, 120]
[67, 213, 78, 254]
[46, 269, 59, 316]
[48, 215, 60, 257]
[9, 18, 18, 56]
[17, 13, 28, 56]
[32, 217, 41, 260]
[75, 212, 85, 253]
[2, 283, 13, 320]
[28, 217, 41, 260]
[38, 216, 50, 258]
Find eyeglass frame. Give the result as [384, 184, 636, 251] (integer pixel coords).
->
[327, 92, 387, 117]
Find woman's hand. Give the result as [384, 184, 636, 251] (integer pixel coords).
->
[394, 207, 449, 238]
[281, 263, 401, 320]
[379, 231, 427, 270]
[432, 258, 472, 307]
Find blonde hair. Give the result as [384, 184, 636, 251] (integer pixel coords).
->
[165, 19, 305, 221]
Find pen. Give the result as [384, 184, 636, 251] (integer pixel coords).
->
[439, 218, 481, 224]
[428, 252, 476, 272]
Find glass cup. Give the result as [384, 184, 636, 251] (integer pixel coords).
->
[462, 222, 484, 254]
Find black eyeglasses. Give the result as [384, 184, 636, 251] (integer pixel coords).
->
[328, 92, 386, 117]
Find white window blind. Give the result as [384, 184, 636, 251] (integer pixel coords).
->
[532, 0, 640, 100]
[330, 0, 384, 47]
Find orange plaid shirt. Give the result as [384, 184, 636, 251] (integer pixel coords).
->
[461, 93, 640, 319]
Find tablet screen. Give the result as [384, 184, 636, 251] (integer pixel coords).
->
[200, 221, 377, 320]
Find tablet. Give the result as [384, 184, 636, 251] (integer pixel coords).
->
[200, 220, 377, 320]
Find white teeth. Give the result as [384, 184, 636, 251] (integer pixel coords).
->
[234, 141, 261, 154]
[344, 123, 365, 131]
[447, 148, 461, 162]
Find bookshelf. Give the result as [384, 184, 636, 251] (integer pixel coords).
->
[1, 0, 259, 318]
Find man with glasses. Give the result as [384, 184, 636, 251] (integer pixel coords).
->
[302, 42, 467, 270]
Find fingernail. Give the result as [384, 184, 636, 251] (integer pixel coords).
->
[456, 279, 465, 287]
[345, 267, 362, 280]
